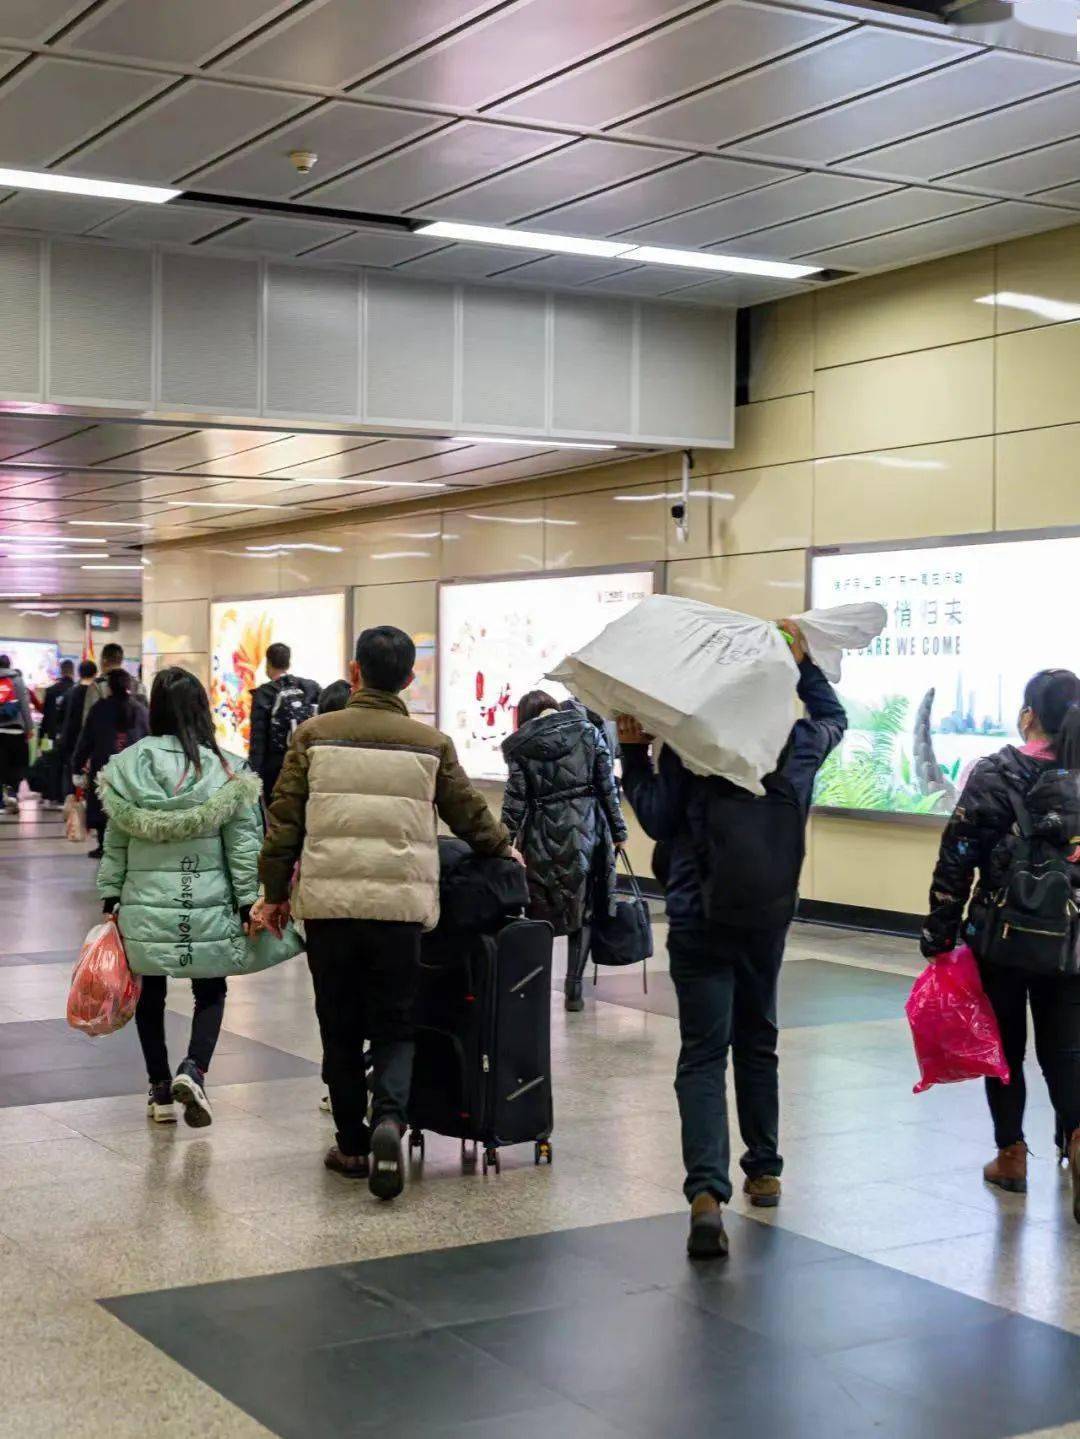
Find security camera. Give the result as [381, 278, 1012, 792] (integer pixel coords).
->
[670, 502, 686, 524]
[288, 150, 318, 175]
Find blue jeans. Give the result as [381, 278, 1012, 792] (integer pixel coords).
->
[669, 925, 787, 1203]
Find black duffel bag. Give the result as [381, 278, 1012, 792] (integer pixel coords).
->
[591, 852, 653, 990]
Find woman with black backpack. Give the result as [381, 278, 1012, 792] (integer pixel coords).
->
[73, 667, 148, 859]
[922, 668, 1080, 1219]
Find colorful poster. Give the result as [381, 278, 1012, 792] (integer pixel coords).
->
[209, 593, 346, 755]
[0, 639, 60, 695]
[404, 632, 435, 715]
[810, 535, 1080, 817]
[439, 569, 655, 781]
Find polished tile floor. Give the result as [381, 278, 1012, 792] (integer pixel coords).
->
[4, 801, 1080, 1438]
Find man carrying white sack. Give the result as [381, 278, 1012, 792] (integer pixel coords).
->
[617, 620, 846, 1261]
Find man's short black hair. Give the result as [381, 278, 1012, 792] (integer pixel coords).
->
[0, 655, 10, 669]
[355, 627, 415, 694]
[317, 679, 350, 714]
[60, 660, 75, 676]
[101, 642, 123, 666]
[266, 642, 291, 672]
[78, 659, 98, 680]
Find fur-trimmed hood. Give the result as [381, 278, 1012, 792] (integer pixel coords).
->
[98, 736, 261, 842]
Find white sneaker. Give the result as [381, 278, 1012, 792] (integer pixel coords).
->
[3, 794, 18, 815]
[319, 1093, 332, 1113]
[147, 1087, 177, 1124]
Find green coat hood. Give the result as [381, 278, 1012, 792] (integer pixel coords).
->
[98, 736, 262, 842]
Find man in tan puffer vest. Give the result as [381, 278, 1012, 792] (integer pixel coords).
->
[255, 625, 513, 1201]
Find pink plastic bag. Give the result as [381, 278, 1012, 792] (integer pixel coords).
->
[66, 917, 141, 1037]
[905, 945, 1010, 1094]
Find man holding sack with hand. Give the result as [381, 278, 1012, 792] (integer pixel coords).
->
[618, 619, 846, 1260]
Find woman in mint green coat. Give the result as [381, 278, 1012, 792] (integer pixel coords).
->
[96, 667, 263, 1129]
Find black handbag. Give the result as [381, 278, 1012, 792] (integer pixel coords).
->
[591, 852, 653, 990]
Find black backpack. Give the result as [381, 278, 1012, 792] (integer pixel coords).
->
[983, 786, 1080, 975]
[696, 773, 806, 931]
[268, 679, 316, 757]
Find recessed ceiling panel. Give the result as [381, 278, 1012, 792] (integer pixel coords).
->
[271, 438, 466, 482]
[0, 417, 89, 458]
[948, 134, 1080, 197]
[534, 156, 793, 239]
[580, 266, 687, 298]
[61, 79, 314, 185]
[665, 275, 812, 308]
[75, 472, 223, 502]
[219, 0, 502, 89]
[303, 120, 564, 214]
[621, 172, 894, 246]
[11, 423, 195, 467]
[0, 191, 129, 233]
[200, 216, 352, 255]
[492, 1, 846, 128]
[852, 83, 1080, 181]
[422, 139, 680, 226]
[188, 101, 444, 199]
[0, 1, 85, 43]
[364, 0, 697, 109]
[803, 200, 1076, 270]
[392, 244, 512, 282]
[487, 253, 639, 287]
[59, 0, 296, 66]
[619, 27, 972, 147]
[0, 57, 168, 168]
[189, 434, 383, 478]
[728, 187, 988, 260]
[88, 204, 228, 245]
[295, 229, 446, 267]
[1039, 180, 1080, 207]
[123, 428, 291, 471]
[731, 49, 1079, 166]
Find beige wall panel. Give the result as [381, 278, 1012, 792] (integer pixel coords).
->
[814, 438, 993, 547]
[668, 548, 806, 620]
[153, 652, 210, 688]
[276, 531, 367, 591]
[709, 462, 813, 557]
[698, 393, 813, 475]
[996, 320, 1080, 433]
[352, 579, 436, 646]
[441, 501, 545, 579]
[994, 224, 1080, 334]
[204, 546, 281, 599]
[141, 598, 208, 656]
[344, 518, 442, 585]
[142, 548, 213, 604]
[544, 483, 667, 571]
[815, 339, 994, 458]
[996, 423, 1080, 531]
[811, 815, 941, 914]
[815, 249, 995, 369]
[748, 293, 814, 402]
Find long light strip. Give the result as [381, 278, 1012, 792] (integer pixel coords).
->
[0, 533, 111, 544]
[81, 564, 144, 571]
[69, 519, 153, 529]
[0, 167, 180, 204]
[414, 219, 822, 281]
[166, 500, 286, 511]
[452, 436, 616, 450]
[0, 591, 41, 598]
[415, 220, 631, 259]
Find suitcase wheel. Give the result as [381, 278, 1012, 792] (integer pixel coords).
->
[534, 1140, 553, 1166]
[482, 1146, 501, 1176]
[408, 1128, 425, 1158]
[461, 1139, 478, 1170]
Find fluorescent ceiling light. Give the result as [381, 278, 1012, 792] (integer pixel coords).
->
[371, 551, 431, 561]
[451, 436, 617, 451]
[166, 499, 286, 511]
[3, 550, 108, 559]
[15, 608, 60, 617]
[623, 246, 821, 280]
[0, 591, 41, 598]
[975, 290, 1080, 323]
[81, 564, 144, 571]
[0, 533, 110, 544]
[415, 220, 631, 259]
[0, 166, 179, 204]
[246, 543, 343, 553]
[69, 519, 152, 529]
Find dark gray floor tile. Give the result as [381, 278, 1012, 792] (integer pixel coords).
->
[593, 959, 911, 1028]
[401, 1400, 629, 1438]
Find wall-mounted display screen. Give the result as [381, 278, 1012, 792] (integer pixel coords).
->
[0, 639, 61, 696]
[439, 568, 656, 781]
[810, 533, 1080, 818]
[209, 593, 346, 756]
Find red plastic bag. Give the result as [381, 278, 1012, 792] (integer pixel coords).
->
[66, 917, 141, 1037]
[906, 945, 1010, 1094]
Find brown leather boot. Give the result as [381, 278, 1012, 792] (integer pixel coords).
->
[1068, 1130, 1080, 1225]
[688, 1193, 729, 1260]
[983, 1141, 1027, 1194]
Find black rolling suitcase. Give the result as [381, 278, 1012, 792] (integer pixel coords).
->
[408, 917, 554, 1175]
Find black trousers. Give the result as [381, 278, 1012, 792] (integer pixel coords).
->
[565, 925, 591, 991]
[669, 924, 787, 1203]
[135, 976, 227, 1088]
[0, 732, 28, 794]
[306, 918, 421, 1157]
[978, 959, 1080, 1148]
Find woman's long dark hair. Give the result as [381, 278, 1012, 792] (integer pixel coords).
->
[1023, 669, 1080, 769]
[516, 689, 559, 729]
[105, 666, 136, 729]
[149, 666, 227, 776]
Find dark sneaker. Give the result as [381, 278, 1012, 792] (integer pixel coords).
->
[744, 1175, 782, 1208]
[369, 1119, 405, 1201]
[147, 1083, 176, 1125]
[324, 1145, 370, 1179]
[688, 1192, 729, 1260]
[171, 1059, 213, 1129]
[564, 980, 585, 1013]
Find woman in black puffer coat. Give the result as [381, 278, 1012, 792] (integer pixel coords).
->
[502, 693, 628, 1012]
[922, 668, 1080, 1214]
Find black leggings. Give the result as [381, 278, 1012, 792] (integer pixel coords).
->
[979, 960, 1080, 1148]
[135, 975, 227, 1088]
[566, 926, 591, 991]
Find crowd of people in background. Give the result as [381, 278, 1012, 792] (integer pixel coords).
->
[5, 610, 1075, 1256]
